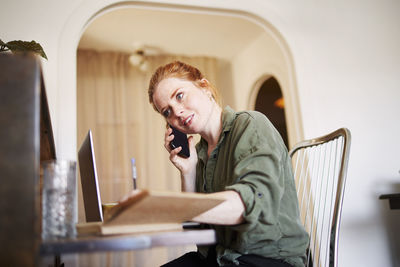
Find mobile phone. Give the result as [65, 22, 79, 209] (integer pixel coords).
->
[169, 126, 190, 158]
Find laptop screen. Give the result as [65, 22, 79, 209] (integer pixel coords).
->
[78, 130, 103, 222]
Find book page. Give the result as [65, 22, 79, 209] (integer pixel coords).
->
[104, 190, 225, 226]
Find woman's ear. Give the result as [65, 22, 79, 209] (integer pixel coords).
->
[200, 78, 210, 88]
[199, 79, 213, 100]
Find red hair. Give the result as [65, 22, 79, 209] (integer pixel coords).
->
[148, 61, 220, 111]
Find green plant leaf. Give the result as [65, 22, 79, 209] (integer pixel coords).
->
[6, 40, 47, 60]
[0, 39, 7, 52]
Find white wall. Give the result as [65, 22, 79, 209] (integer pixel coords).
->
[268, 2, 400, 266]
[1, 0, 400, 266]
[231, 31, 303, 147]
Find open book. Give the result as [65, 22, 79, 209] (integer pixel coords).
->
[76, 190, 225, 235]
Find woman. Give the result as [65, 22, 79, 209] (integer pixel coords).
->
[148, 61, 309, 267]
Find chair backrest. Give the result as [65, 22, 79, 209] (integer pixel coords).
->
[289, 128, 351, 267]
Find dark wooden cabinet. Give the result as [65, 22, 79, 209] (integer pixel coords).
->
[0, 53, 56, 266]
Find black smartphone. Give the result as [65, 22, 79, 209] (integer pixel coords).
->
[169, 126, 190, 158]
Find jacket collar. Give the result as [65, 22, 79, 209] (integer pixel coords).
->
[197, 106, 236, 161]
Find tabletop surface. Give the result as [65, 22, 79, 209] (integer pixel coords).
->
[379, 193, 400, 199]
[379, 193, 400, 210]
[40, 229, 216, 255]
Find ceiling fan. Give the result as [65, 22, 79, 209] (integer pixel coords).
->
[129, 42, 164, 71]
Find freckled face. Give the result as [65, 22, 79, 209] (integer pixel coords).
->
[152, 77, 214, 134]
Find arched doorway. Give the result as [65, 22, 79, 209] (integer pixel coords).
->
[254, 77, 289, 148]
[56, 2, 303, 160]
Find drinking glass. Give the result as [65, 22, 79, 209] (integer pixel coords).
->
[41, 160, 77, 240]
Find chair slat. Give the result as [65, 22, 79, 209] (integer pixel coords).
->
[289, 128, 351, 267]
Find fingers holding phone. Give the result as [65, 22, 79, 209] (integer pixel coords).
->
[164, 127, 187, 155]
[164, 126, 197, 174]
[169, 126, 190, 158]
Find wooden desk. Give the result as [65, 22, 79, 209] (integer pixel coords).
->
[380, 193, 400, 210]
[40, 229, 215, 255]
[42, 229, 215, 267]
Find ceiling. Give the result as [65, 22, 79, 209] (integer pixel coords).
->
[78, 7, 265, 60]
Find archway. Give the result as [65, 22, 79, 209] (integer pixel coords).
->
[56, 2, 303, 160]
[254, 77, 289, 148]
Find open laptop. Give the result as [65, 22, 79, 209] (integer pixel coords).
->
[78, 130, 103, 222]
[78, 129, 201, 229]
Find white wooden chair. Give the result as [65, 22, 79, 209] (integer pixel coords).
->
[289, 128, 351, 267]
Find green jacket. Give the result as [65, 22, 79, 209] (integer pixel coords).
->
[196, 106, 309, 267]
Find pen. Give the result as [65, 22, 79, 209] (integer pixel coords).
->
[131, 158, 137, 190]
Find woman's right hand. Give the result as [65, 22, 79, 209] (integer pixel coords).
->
[164, 127, 198, 191]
